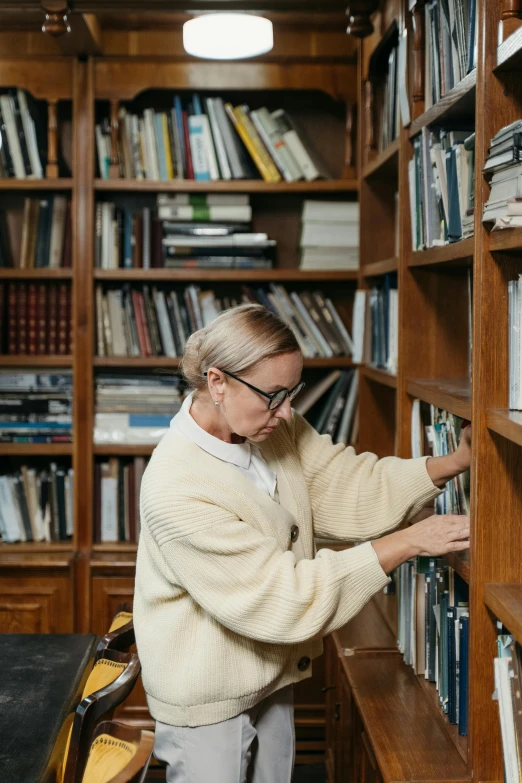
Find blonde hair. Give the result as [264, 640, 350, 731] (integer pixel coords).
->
[180, 304, 300, 392]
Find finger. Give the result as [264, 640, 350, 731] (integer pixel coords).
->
[451, 539, 470, 551]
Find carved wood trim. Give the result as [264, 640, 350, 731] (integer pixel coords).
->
[500, 0, 522, 40]
[109, 99, 120, 179]
[344, 101, 357, 177]
[364, 79, 376, 154]
[46, 98, 59, 178]
[346, 2, 380, 39]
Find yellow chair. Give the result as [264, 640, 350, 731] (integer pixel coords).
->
[59, 649, 141, 783]
[82, 721, 154, 783]
[95, 604, 135, 662]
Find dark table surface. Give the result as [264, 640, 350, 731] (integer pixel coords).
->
[0, 633, 98, 783]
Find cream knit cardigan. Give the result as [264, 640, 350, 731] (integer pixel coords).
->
[134, 411, 440, 727]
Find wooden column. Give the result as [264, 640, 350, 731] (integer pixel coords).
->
[46, 99, 59, 178]
[411, 0, 425, 121]
[363, 80, 376, 166]
[499, 0, 522, 42]
[109, 99, 120, 179]
[344, 101, 357, 177]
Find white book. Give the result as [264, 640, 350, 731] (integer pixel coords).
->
[188, 115, 210, 182]
[271, 109, 320, 181]
[0, 475, 21, 542]
[250, 109, 292, 182]
[143, 207, 151, 269]
[302, 200, 359, 223]
[143, 109, 160, 180]
[199, 113, 220, 181]
[494, 657, 520, 783]
[65, 469, 74, 536]
[325, 298, 354, 355]
[290, 292, 331, 357]
[408, 158, 418, 250]
[266, 292, 313, 358]
[158, 193, 249, 207]
[20, 466, 41, 541]
[153, 289, 177, 357]
[107, 290, 128, 356]
[1, 95, 25, 178]
[17, 89, 43, 178]
[336, 372, 358, 445]
[48, 195, 67, 268]
[162, 233, 270, 248]
[411, 398, 423, 458]
[251, 107, 301, 182]
[509, 280, 518, 409]
[199, 290, 221, 326]
[158, 204, 252, 222]
[352, 290, 367, 364]
[518, 277, 522, 411]
[100, 464, 118, 543]
[205, 98, 232, 180]
[101, 202, 113, 269]
[300, 222, 359, 248]
[387, 288, 399, 374]
[138, 117, 151, 178]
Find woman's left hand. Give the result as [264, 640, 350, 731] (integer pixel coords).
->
[453, 423, 471, 472]
[426, 423, 471, 486]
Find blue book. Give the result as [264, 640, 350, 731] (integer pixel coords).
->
[123, 207, 133, 269]
[458, 615, 469, 736]
[173, 96, 187, 178]
[154, 113, 168, 181]
[192, 93, 203, 115]
[447, 606, 457, 724]
[128, 414, 171, 428]
[0, 421, 71, 429]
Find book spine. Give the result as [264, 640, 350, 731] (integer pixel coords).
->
[225, 103, 273, 182]
[17, 282, 28, 354]
[182, 110, 195, 180]
[36, 283, 47, 355]
[188, 115, 210, 182]
[7, 283, 17, 354]
[57, 283, 69, 355]
[27, 282, 37, 355]
[47, 283, 58, 354]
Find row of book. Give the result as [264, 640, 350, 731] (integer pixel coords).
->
[94, 373, 185, 446]
[0, 196, 71, 269]
[98, 95, 328, 183]
[0, 88, 45, 180]
[95, 194, 275, 271]
[483, 121, 522, 230]
[1, 282, 72, 356]
[95, 284, 354, 361]
[299, 200, 359, 271]
[495, 632, 522, 782]
[0, 463, 73, 543]
[94, 456, 148, 544]
[397, 558, 469, 735]
[295, 369, 358, 446]
[424, 0, 477, 110]
[409, 128, 475, 250]
[0, 370, 72, 443]
[352, 275, 398, 373]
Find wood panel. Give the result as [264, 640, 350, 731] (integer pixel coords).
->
[0, 562, 74, 633]
[484, 583, 522, 644]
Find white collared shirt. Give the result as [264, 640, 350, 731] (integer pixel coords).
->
[170, 393, 279, 502]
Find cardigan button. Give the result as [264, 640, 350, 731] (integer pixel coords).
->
[290, 525, 299, 543]
[298, 656, 311, 672]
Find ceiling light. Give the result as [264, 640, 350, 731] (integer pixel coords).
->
[183, 14, 274, 60]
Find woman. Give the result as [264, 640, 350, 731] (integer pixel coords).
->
[134, 304, 470, 783]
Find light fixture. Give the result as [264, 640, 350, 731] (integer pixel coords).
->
[183, 14, 273, 60]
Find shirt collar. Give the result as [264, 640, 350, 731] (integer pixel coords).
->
[171, 393, 252, 470]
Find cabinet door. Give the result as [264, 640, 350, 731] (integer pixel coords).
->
[324, 636, 339, 782]
[91, 576, 151, 729]
[358, 731, 383, 783]
[293, 644, 326, 763]
[0, 573, 74, 633]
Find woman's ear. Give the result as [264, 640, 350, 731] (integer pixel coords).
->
[206, 367, 226, 400]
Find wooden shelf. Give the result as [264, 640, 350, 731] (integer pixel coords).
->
[342, 654, 469, 782]
[93, 356, 354, 369]
[94, 178, 359, 194]
[0, 443, 73, 456]
[0, 179, 73, 190]
[93, 269, 359, 283]
[93, 444, 156, 456]
[486, 409, 522, 448]
[92, 542, 138, 553]
[0, 541, 74, 553]
[417, 675, 468, 764]
[360, 365, 397, 388]
[409, 70, 477, 138]
[406, 378, 472, 419]
[408, 239, 474, 268]
[444, 550, 470, 585]
[362, 138, 400, 180]
[361, 257, 398, 277]
[0, 268, 73, 279]
[496, 27, 522, 71]
[0, 355, 73, 367]
[484, 584, 522, 643]
[0, 550, 75, 569]
[489, 227, 522, 252]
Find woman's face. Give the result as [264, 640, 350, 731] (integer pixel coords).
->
[213, 351, 304, 442]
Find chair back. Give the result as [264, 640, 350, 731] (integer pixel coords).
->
[60, 649, 141, 783]
[81, 720, 153, 783]
[95, 604, 135, 661]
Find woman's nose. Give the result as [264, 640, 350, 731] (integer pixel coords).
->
[275, 397, 293, 420]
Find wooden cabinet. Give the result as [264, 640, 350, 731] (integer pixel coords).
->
[0, 552, 75, 634]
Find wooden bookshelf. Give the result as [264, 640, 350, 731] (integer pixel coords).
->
[93, 269, 359, 283]
[0, 355, 73, 366]
[0, 443, 73, 456]
[409, 70, 477, 138]
[496, 26, 522, 71]
[488, 226, 522, 252]
[443, 550, 471, 585]
[93, 356, 355, 369]
[94, 179, 359, 194]
[360, 365, 397, 389]
[416, 676, 468, 763]
[0, 268, 73, 279]
[93, 444, 156, 456]
[484, 584, 522, 643]
[0, 179, 73, 190]
[486, 409, 522, 447]
[408, 239, 474, 268]
[362, 138, 400, 180]
[361, 257, 398, 277]
[406, 379, 472, 419]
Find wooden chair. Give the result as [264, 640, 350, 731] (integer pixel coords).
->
[81, 721, 154, 783]
[59, 649, 141, 783]
[95, 603, 135, 661]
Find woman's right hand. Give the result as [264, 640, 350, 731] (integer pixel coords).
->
[371, 514, 470, 575]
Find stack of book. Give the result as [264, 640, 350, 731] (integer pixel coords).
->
[409, 128, 475, 249]
[0, 196, 71, 268]
[0, 370, 72, 443]
[0, 461, 73, 543]
[352, 274, 398, 373]
[482, 121, 522, 230]
[508, 276, 522, 410]
[94, 373, 186, 445]
[494, 633, 522, 782]
[95, 284, 353, 360]
[397, 558, 469, 735]
[295, 369, 358, 445]
[94, 195, 275, 270]
[299, 200, 359, 271]
[94, 456, 148, 544]
[97, 94, 329, 183]
[0, 88, 45, 179]
[2, 281, 72, 355]
[423, 0, 478, 110]
[411, 400, 471, 515]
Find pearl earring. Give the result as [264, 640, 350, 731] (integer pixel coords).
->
[215, 401, 220, 406]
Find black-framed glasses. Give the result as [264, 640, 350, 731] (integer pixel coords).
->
[204, 370, 305, 410]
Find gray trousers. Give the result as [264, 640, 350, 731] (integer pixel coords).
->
[153, 685, 295, 783]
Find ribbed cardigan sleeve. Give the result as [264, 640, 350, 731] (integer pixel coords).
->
[141, 485, 389, 645]
[291, 411, 441, 541]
